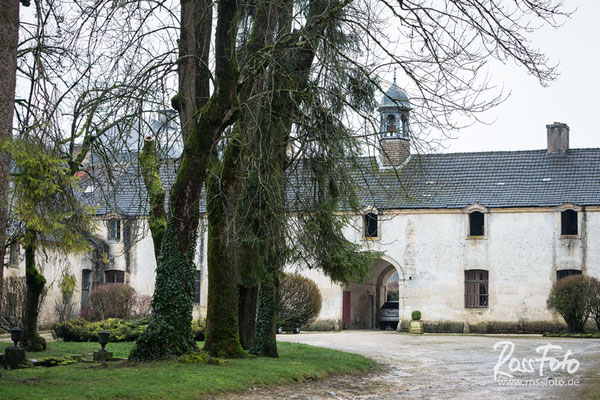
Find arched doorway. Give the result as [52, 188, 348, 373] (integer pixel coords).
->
[343, 257, 405, 329]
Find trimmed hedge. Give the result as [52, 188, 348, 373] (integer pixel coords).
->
[52, 317, 150, 342]
[53, 317, 206, 343]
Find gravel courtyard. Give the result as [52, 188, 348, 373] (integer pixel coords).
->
[220, 331, 600, 400]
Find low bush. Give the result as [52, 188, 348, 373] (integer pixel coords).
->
[547, 275, 593, 333]
[53, 316, 150, 342]
[85, 283, 137, 321]
[411, 310, 421, 321]
[192, 319, 205, 341]
[278, 274, 322, 327]
[53, 317, 204, 343]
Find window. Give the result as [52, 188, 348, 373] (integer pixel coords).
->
[364, 212, 378, 238]
[385, 115, 397, 132]
[557, 269, 582, 280]
[194, 270, 201, 305]
[469, 211, 485, 236]
[465, 270, 489, 308]
[104, 269, 124, 284]
[561, 209, 578, 235]
[108, 218, 121, 241]
[81, 269, 92, 307]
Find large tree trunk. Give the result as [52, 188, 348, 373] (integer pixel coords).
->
[130, 0, 240, 361]
[204, 134, 247, 358]
[21, 229, 46, 351]
[238, 284, 258, 350]
[203, 0, 281, 357]
[0, 0, 20, 295]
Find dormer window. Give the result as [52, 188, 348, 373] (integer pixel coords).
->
[364, 212, 378, 239]
[108, 218, 121, 241]
[469, 211, 485, 237]
[561, 209, 578, 236]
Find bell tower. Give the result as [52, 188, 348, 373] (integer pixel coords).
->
[378, 75, 411, 167]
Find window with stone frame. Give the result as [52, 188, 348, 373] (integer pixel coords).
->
[556, 269, 582, 281]
[81, 269, 92, 306]
[560, 209, 578, 236]
[468, 211, 485, 236]
[364, 212, 378, 238]
[465, 270, 489, 308]
[107, 218, 121, 241]
[104, 269, 124, 284]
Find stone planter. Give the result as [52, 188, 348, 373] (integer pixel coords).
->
[410, 320, 423, 334]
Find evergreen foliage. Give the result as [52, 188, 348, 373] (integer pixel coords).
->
[2, 138, 94, 351]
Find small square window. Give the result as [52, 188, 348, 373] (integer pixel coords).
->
[108, 219, 121, 241]
[364, 213, 378, 238]
[469, 211, 485, 236]
[561, 210, 578, 235]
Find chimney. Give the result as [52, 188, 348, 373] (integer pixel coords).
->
[380, 138, 410, 167]
[546, 122, 569, 154]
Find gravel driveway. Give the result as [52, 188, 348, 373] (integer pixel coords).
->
[219, 331, 600, 400]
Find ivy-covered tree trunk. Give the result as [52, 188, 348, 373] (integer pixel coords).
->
[130, 0, 240, 360]
[253, 272, 279, 357]
[238, 284, 258, 350]
[0, 0, 20, 293]
[21, 229, 46, 351]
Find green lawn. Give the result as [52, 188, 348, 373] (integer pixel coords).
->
[0, 341, 375, 399]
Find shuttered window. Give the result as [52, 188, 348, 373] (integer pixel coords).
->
[465, 270, 489, 308]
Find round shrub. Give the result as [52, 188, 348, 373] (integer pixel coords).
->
[86, 283, 137, 321]
[547, 275, 592, 333]
[411, 310, 421, 321]
[278, 274, 322, 327]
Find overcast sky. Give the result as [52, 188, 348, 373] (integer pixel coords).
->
[433, 0, 599, 154]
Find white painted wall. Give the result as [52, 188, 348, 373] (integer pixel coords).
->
[19, 207, 600, 328]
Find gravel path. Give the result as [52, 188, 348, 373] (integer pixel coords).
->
[215, 331, 600, 400]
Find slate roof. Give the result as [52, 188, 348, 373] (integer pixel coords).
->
[91, 147, 600, 216]
[350, 148, 600, 210]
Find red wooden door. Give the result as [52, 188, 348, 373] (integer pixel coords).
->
[342, 290, 351, 329]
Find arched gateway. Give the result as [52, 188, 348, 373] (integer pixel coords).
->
[342, 256, 405, 329]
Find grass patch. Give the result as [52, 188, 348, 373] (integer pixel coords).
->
[543, 332, 600, 339]
[0, 341, 375, 399]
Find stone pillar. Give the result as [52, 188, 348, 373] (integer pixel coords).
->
[5, 346, 26, 369]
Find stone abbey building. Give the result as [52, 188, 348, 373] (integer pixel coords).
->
[6, 84, 600, 332]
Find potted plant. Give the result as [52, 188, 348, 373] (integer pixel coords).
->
[410, 310, 423, 334]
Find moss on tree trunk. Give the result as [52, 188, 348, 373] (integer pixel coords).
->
[238, 284, 258, 350]
[21, 230, 46, 352]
